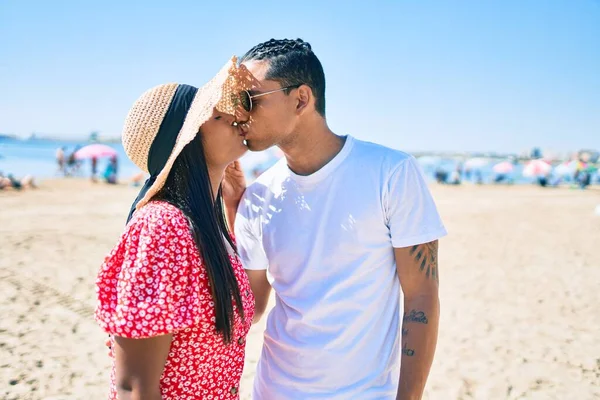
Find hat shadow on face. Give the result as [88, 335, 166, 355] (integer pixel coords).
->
[232, 64, 261, 125]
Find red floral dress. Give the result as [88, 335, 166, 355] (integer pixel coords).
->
[95, 201, 254, 399]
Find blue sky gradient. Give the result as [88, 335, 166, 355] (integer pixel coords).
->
[1, 0, 598, 152]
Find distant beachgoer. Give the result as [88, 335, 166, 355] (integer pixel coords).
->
[0, 173, 9, 189]
[0, 172, 36, 190]
[578, 171, 591, 189]
[449, 165, 461, 185]
[494, 174, 508, 183]
[56, 146, 66, 174]
[91, 157, 98, 182]
[475, 170, 484, 184]
[129, 171, 146, 187]
[435, 168, 448, 184]
[102, 156, 118, 184]
[66, 146, 81, 176]
[464, 167, 472, 181]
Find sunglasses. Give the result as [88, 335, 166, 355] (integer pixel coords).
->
[239, 84, 302, 112]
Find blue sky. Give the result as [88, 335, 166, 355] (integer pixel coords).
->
[1, 0, 599, 153]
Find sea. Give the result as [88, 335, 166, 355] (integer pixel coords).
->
[0, 137, 591, 185]
[0, 137, 282, 183]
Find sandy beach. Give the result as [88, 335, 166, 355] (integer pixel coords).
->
[1, 179, 599, 400]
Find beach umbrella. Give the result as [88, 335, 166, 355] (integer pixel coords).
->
[74, 144, 117, 160]
[522, 159, 551, 177]
[492, 161, 514, 174]
[553, 161, 577, 177]
[464, 157, 490, 169]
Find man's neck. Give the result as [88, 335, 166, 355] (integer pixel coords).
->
[280, 122, 345, 176]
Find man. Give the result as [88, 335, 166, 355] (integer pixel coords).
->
[234, 38, 447, 399]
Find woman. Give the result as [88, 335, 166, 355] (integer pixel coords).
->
[95, 57, 255, 399]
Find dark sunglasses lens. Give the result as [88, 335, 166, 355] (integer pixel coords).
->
[240, 91, 251, 112]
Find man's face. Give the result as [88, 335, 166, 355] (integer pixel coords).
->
[240, 60, 298, 152]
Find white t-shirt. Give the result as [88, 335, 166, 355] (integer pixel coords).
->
[235, 136, 447, 399]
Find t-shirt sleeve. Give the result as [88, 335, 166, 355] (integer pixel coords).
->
[95, 208, 203, 338]
[384, 156, 447, 248]
[235, 193, 269, 271]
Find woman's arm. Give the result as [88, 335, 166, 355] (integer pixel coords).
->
[113, 334, 172, 400]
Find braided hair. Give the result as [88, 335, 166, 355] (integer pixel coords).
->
[240, 38, 326, 116]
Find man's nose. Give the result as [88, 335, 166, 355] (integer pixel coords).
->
[239, 120, 250, 134]
[235, 106, 251, 125]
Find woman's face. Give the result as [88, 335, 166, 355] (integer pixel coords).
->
[201, 109, 247, 168]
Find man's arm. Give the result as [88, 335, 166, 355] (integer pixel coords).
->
[222, 160, 247, 234]
[224, 160, 272, 325]
[395, 240, 440, 400]
[245, 269, 271, 324]
[225, 202, 237, 235]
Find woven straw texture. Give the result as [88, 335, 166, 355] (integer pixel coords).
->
[120, 56, 255, 211]
[121, 83, 179, 173]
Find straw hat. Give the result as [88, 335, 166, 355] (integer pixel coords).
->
[122, 56, 254, 212]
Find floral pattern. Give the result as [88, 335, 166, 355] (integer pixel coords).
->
[95, 201, 254, 399]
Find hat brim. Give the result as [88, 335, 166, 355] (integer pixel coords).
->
[135, 56, 255, 210]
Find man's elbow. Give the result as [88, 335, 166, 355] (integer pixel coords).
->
[404, 290, 440, 305]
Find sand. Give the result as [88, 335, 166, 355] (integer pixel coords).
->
[1, 179, 599, 399]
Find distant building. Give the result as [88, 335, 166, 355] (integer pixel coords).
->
[0, 133, 17, 141]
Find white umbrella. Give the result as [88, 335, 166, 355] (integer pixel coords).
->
[553, 161, 577, 177]
[523, 160, 552, 177]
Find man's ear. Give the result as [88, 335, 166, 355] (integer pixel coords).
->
[295, 85, 312, 115]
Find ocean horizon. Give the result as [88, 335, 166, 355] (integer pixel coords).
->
[1, 137, 595, 186]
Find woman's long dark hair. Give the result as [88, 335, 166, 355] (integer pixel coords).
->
[154, 134, 243, 343]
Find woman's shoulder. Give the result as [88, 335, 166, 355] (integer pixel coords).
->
[128, 200, 189, 234]
[96, 200, 208, 338]
[135, 200, 185, 219]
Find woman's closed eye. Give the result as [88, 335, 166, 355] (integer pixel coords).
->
[215, 115, 239, 126]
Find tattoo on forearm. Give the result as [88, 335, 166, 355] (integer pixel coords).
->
[403, 310, 428, 324]
[409, 241, 439, 283]
[402, 342, 415, 357]
[401, 312, 425, 357]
